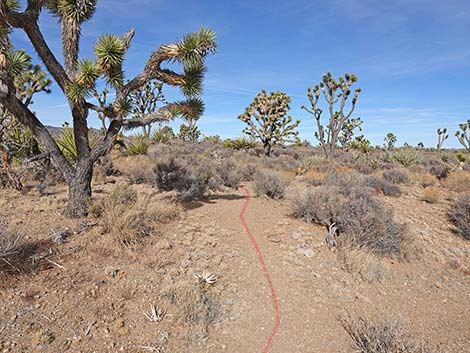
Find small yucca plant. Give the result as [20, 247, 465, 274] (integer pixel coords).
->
[151, 126, 175, 144]
[126, 134, 149, 156]
[223, 137, 258, 150]
[56, 123, 99, 162]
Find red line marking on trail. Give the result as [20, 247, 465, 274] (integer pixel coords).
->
[239, 185, 281, 353]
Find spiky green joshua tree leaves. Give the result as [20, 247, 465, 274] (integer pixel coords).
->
[302, 72, 361, 159]
[239, 90, 300, 156]
[436, 128, 448, 152]
[0, 0, 216, 217]
[176, 97, 204, 142]
[455, 119, 470, 153]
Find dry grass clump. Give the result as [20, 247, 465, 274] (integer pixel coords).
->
[161, 279, 220, 338]
[338, 244, 389, 283]
[115, 155, 154, 184]
[155, 156, 219, 201]
[382, 169, 410, 184]
[340, 314, 437, 353]
[421, 187, 440, 204]
[0, 219, 22, 268]
[418, 173, 437, 188]
[253, 169, 287, 199]
[290, 184, 409, 258]
[90, 185, 181, 247]
[444, 171, 470, 193]
[448, 194, 470, 240]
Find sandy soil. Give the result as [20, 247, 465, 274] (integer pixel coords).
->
[0, 180, 469, 353]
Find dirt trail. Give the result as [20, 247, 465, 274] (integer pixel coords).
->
[190, 188, 350, 353]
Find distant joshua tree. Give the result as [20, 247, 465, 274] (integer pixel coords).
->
[302, 72, 362, 159]
[0, 1, 216, 217]
[384, 132, 397, 149]
[455, 119, 470, 152]
[239, 90, 300, 156]
[436, 128, 448, 152]
[130, 80, 166, 142]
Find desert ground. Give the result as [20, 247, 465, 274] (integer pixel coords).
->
[1, 142, 469, 353]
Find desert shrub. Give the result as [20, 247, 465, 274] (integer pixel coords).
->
[444, 171, 470, 192]
[382, 147, 423, 167]
[448, 194, 470, 240]
[338, 244, 388, 283]
[290, 185, 408, 257]
[419, 173, 437, 188]
[421, 187, 440, 203]
[154, 157, 218, 201]
[382, 169, 410, 184]
[253, 169, 287, 199]
[215, 159, 242, 188]
[428, 159, 450, 180]
[93, 155, 117, 183]
[301, 169, 326, 186]
[161, 279, 220, 338]
[362, 175, 401, 197]
[120, 156, 154, 184]
[126, 134, 149, 156]
[0, 219, 22, 264]
[341, 314, 437, 353]
[90, 185, 181, 246]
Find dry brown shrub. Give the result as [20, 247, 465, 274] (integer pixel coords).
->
[337, 243, 389, 283]
[418, 173, 438, 188]
[115, 155, 155, 184]
[90, 185, 181, 247]
[421, 187, 440, 203]
[340, 313, 438, 353]
[444, 171, 470, 193]
[160, 278, 220, 338]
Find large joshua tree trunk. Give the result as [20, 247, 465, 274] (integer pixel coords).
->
[66, 159, 93, 217]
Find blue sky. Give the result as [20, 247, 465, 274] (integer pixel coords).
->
[10, 0, 470, 147]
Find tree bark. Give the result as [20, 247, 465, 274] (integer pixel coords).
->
[263, 141, 271, 156]
[65, 159, 93, 218]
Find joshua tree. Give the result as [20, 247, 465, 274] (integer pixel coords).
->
[0, 1, 216, 217]
[239, 90, 300, 156]
[455, 119, 470, 152]
[436, 128, 448, 152]
[338, 116, 363, 148]
[302, 72, 361, 159]
[130, 80, 166, 141]
[0, 48, 51, 190]
[384, 132, 397, 149]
